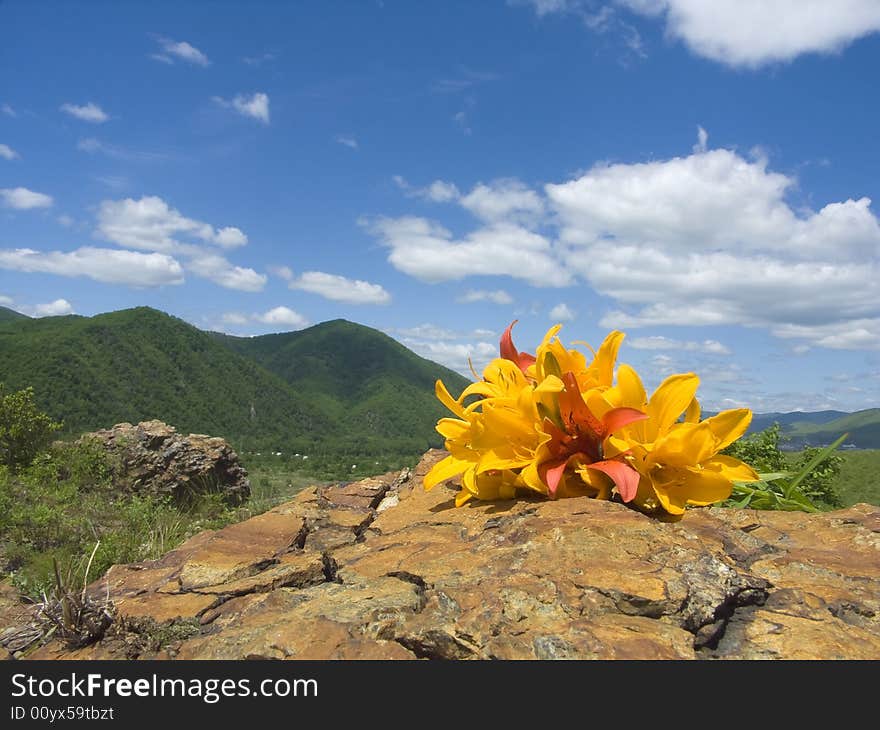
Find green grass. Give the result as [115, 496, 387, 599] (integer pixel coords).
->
[778, 448, 880, 507]
[823, 449, 880, 507]
[0, 440, 243, 600]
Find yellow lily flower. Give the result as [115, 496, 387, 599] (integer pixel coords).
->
[607, 370, 760, 517]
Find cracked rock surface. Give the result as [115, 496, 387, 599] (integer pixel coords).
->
[11, 449, 880, 660]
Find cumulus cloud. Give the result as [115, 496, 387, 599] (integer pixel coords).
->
[0, 144, 19, 160]
[151, 36, 210, 66]
[289, 271, 391, 305]
[1, 104, 15, 117]
[628, 335, 732, 355]
[549, 303, 575, 321]
[60, 102, 109, 123]
[254, 306, 309, 329]
[372, 132, 880, 351]
[460, 179, 545, 225]
[618, 0, 880, 67]
[365, 216, 570, 287]
[187, 253, 266, 292]
[97, 196, 247, 252]
[545, 146, 880, 348]
[213, 93, 270, 124]
[1, 187, 53, 209]
[0, 247, 184, 287]
[457, 289, 514, 305]
[0, 294, 13, 306]
[398, 336, 498, 377]
[92, 195, 262, 291]
[31, 299, 75, 317]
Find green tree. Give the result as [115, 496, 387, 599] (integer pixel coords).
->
[0, 384, 63, 470]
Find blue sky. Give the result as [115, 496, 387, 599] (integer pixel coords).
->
[2, 0, 879, 414]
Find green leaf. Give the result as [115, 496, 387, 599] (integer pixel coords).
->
[783, 432, 848, 497]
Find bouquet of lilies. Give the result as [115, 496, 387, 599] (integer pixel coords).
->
[425, 321, 761, 520]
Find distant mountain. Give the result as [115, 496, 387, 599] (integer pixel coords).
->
[779, 409, 880, 449]
[745, 408, 880, 449]
[747, 410, 849, 435]
[0, 307, 470, 460]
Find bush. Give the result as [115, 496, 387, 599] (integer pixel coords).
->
[722, 423, 844, 510]
[0, 437, 239, 600]
[0, 384, 63, 470]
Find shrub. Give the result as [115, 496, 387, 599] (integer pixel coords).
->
[0, 384, 63, 470]
[722, 423, 844, 510]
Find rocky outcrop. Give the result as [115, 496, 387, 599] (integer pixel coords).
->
[79, 420, 250, 505]
[8, 450, 879, 660]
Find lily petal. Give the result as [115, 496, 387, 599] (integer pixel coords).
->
[703, 408, 753, 452]
[646, 373, 700, 441]
[424, 454, 467, 490]
[586, 459, 641, 502]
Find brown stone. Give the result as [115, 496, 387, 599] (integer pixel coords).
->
[8, 450, 880, 660]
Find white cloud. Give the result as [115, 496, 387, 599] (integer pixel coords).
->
[545, 145, 880, 348]
[31, 299, 74, 317]
[1, 187, 53, 209]
[393, 176, 461, 203]
[254, 306, 309, 329]
[60, 102, 109, 123]
[365, 216, 570, 287]
[618, 0, 880, 67]
[97, 196, 248, 252]
[460, 179, 545, 225]
[152, 36, 210, 66]
[512, 0, 573, 17]
[0, 144, 19, 160]
[457, 289, 514, 305]
[289, 271, 391, 305]
[453, 110, 472, 135]
[187, 253, 266, 292]
[549, 303, 575, 321]
[213, 93, 270, 124]
[399, 337, 498, 377]
[335, 134, 358, 149]
[772, 319, 880, 351]
[57, 215, 75, 227]
[628, 335, 732, 355]
[1, 104, 15, 117]
[0, 295, 14, 306]
[373, 132, 880, 351]
[94, 195, 260, 291]
[268, 265, 294, 281]
[213, 227, 248, 248]
[0, 247, 184, 287]
[693, 125, 708, 153]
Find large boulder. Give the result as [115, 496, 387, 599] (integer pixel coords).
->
[78, 420, 250, 506]
[8, 449, 879, 660]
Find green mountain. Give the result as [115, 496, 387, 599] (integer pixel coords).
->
[747, 410, 849, 435]
[212, 319, 468, 452]
[0, 306, 30, 324]
[0, 307, 470, 460]
[781, 409, 880, 449]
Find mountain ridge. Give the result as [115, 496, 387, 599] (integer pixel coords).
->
[0, 306, 470, 463]
[0, 305, 877, 451]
